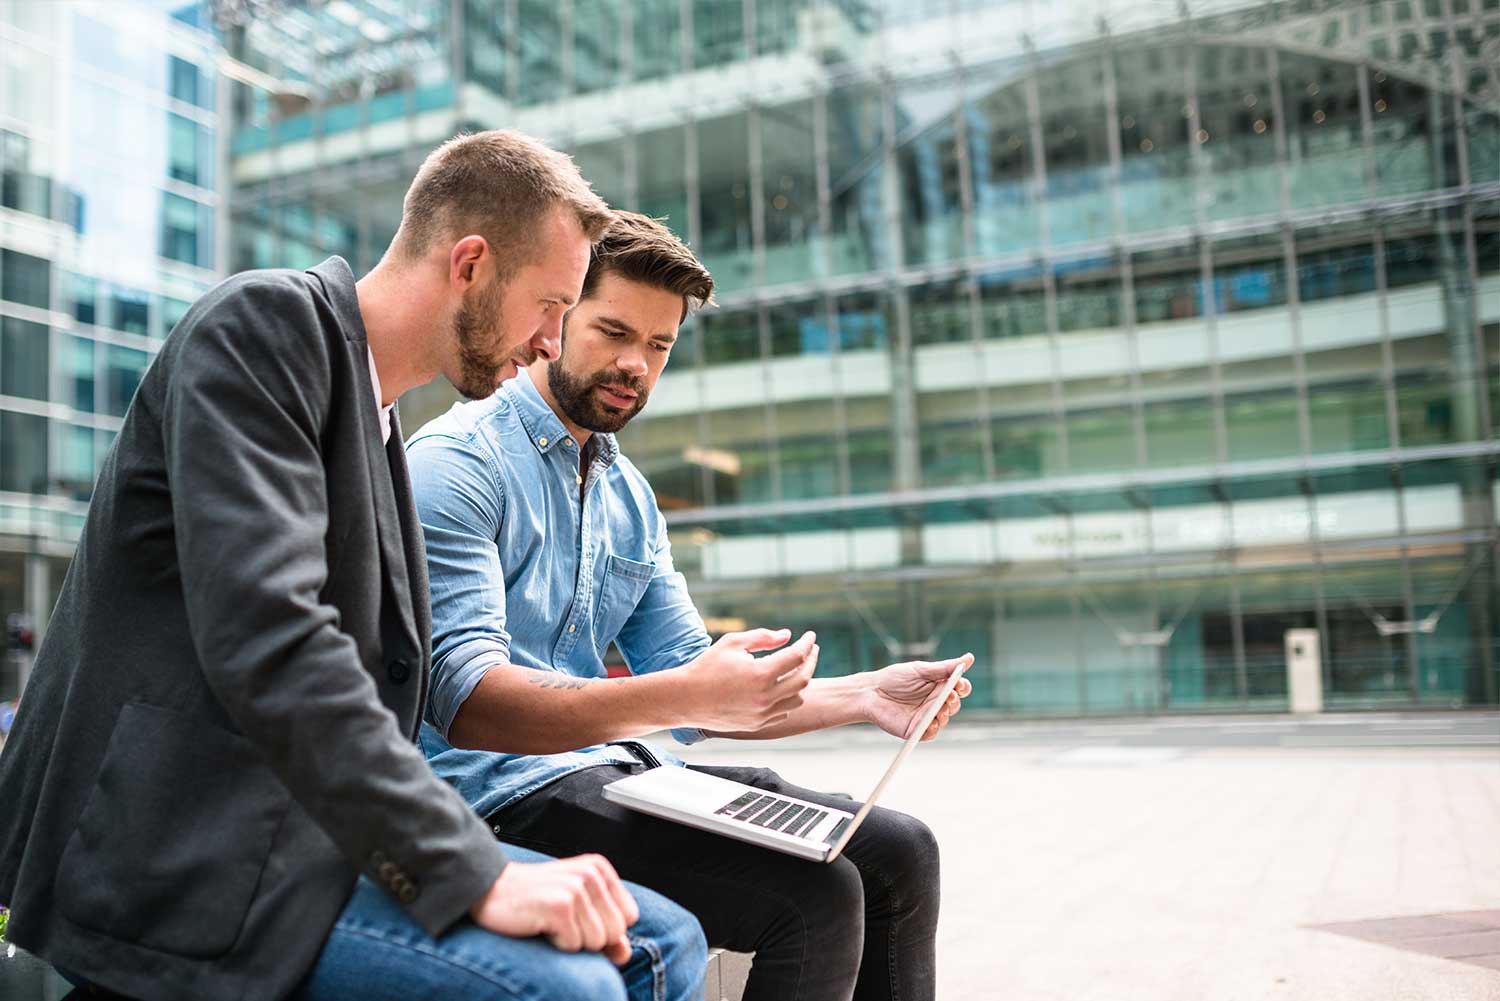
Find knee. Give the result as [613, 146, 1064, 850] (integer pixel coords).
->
[882, 810, 941, 883]
[541, 954, 629, 1001]
[659, 920, 708, 1001]
[648, 905, 708, 1001]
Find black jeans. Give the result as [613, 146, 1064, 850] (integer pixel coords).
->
[490, 762, 941, 1001]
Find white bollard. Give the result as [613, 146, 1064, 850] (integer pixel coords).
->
[1284, 628, 1324, 714]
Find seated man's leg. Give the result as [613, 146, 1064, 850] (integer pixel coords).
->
[679, 765, 941, 1001]
[490, 763, 933, 1001]
[293, 844, 705, 1001]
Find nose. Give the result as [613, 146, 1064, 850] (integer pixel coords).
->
[531, 310, 564, 363]
[617, 344, 649, 379]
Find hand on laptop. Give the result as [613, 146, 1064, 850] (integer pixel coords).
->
[682, 628, 820, 732]
[469, 853, 640, 965]
[864, 654, 974, 741]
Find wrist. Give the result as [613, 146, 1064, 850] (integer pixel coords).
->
[855, 671, 881, 725]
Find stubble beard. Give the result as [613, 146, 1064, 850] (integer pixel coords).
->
[546, 354, 649, 433]
[452, 280, 532, 400]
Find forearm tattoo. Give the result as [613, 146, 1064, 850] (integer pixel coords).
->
[528, 670, 593, 690]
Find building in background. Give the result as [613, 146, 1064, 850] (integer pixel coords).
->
[2, 0, 1497, 715]
[0, 0, 221, 700]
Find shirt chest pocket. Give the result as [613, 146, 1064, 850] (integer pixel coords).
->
[592, 553, 656, 649]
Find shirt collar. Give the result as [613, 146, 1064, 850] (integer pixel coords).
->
[505, 367, 619, 468]
[367, 346, 394, 444]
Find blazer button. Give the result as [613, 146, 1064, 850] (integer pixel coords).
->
[387, 659, 412, 684]
[397, 882, 419, 904]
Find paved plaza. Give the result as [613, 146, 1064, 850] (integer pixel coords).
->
[679, 712, 1500, 1001]
[2, 712, 1496, 1000]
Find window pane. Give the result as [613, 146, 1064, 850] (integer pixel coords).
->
[66, 335, 94, 411]
[0, 410, 48, 493]
[1115, 44, 1195, 235]
[1, 316, 49, 401]
[104, 345, 148, 417]
[1, 249, 50, 309]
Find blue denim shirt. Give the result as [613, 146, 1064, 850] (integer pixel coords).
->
[406, 368, 709, 820]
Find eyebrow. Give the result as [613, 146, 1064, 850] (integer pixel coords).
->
[597, 314, 677, 343]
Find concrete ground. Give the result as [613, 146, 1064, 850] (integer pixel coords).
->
[677, 712, 1500, 1001]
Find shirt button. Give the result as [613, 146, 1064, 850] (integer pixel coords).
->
[567, 623, 576, 633]
[538, 436, 549, 447]
[564, 438, 574, 448]
[575, 474, 583, 485]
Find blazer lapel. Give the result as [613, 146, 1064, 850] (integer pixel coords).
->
[386, 405, 432, 676]
[347, 339, 421, 663]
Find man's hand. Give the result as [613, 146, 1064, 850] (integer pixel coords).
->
[469, 854, 640, 965]
[863, 654, 974, 741]
[682, 629, 819, 733]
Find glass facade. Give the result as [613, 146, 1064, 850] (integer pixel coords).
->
[4, 0, 1496, 714]
[224, 0, 1498, 715]
[0, 1, 221, 697]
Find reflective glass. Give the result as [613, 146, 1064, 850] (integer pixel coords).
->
[66, 336, 95, 412]
[1, 250, 49, 309]
[777, 399, 844, 500]
[0, 410, 47, 494]
[1196, 45, 1280, 225]
[637, 123, 690, 240]
[1, 129, 55, 220]
[826, 83, 889, 276]
[1114, 45, 1195, 235]
[631, 0, 684, 81]
[918, 385, 988, 487]
[54, 421, 95, 501]
[1037, 56, 1111, 246]
[896, 75, 966, 266]
[1279, 54, 1368, 211]
[104, 346, 149, 418]
[573, 0, 624, 96]
[693, 0, 747, 68]
[517, 0, 564, 104]
[977, 264, 1046, 339]
[1, 317, 49, 402]
[761, 99, 823, 285]
[966, 60, 1040, 257]
[1143, 397, 1218, 468]
[696, 112, 754, 294]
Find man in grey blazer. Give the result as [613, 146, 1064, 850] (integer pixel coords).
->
[0, 131, 706, 1001]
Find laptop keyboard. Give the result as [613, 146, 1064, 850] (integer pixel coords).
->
[715, 791, 831, 839]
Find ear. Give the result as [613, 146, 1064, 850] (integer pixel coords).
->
[449, 235, 489, 292]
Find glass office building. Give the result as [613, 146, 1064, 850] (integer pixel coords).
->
[0, 1, 221, 700]
[9, 0, 1498, 715]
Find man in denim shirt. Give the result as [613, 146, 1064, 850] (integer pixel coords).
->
[409, 213, 973, 1001]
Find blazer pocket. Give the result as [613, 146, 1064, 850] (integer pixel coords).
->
[55, 701, 286, 958]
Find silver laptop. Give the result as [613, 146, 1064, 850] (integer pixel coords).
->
[602, 663, 967, 863]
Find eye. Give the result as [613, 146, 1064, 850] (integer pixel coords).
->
[601, 327, 625, 339]
[652, 342, 671, 354]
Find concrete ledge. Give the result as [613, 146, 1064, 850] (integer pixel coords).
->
[704, 948, 753, 1001]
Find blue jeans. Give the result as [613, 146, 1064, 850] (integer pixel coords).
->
[292, 844, 706, 1001]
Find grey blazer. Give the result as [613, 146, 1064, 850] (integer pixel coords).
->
[0, 258, 507, 1001]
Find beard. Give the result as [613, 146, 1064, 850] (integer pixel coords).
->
[451, 280, 532, 400]
[546, 354, 650, 433]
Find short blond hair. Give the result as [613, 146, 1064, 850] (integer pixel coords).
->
[395, 130, 615, 273]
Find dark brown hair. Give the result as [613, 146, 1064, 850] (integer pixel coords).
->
[579, 211, 715, 320]
[394, 130, 614, 273]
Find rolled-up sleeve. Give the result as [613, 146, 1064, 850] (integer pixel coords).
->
[614, 509, 712, 745]
[406, 433, 512, 737]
